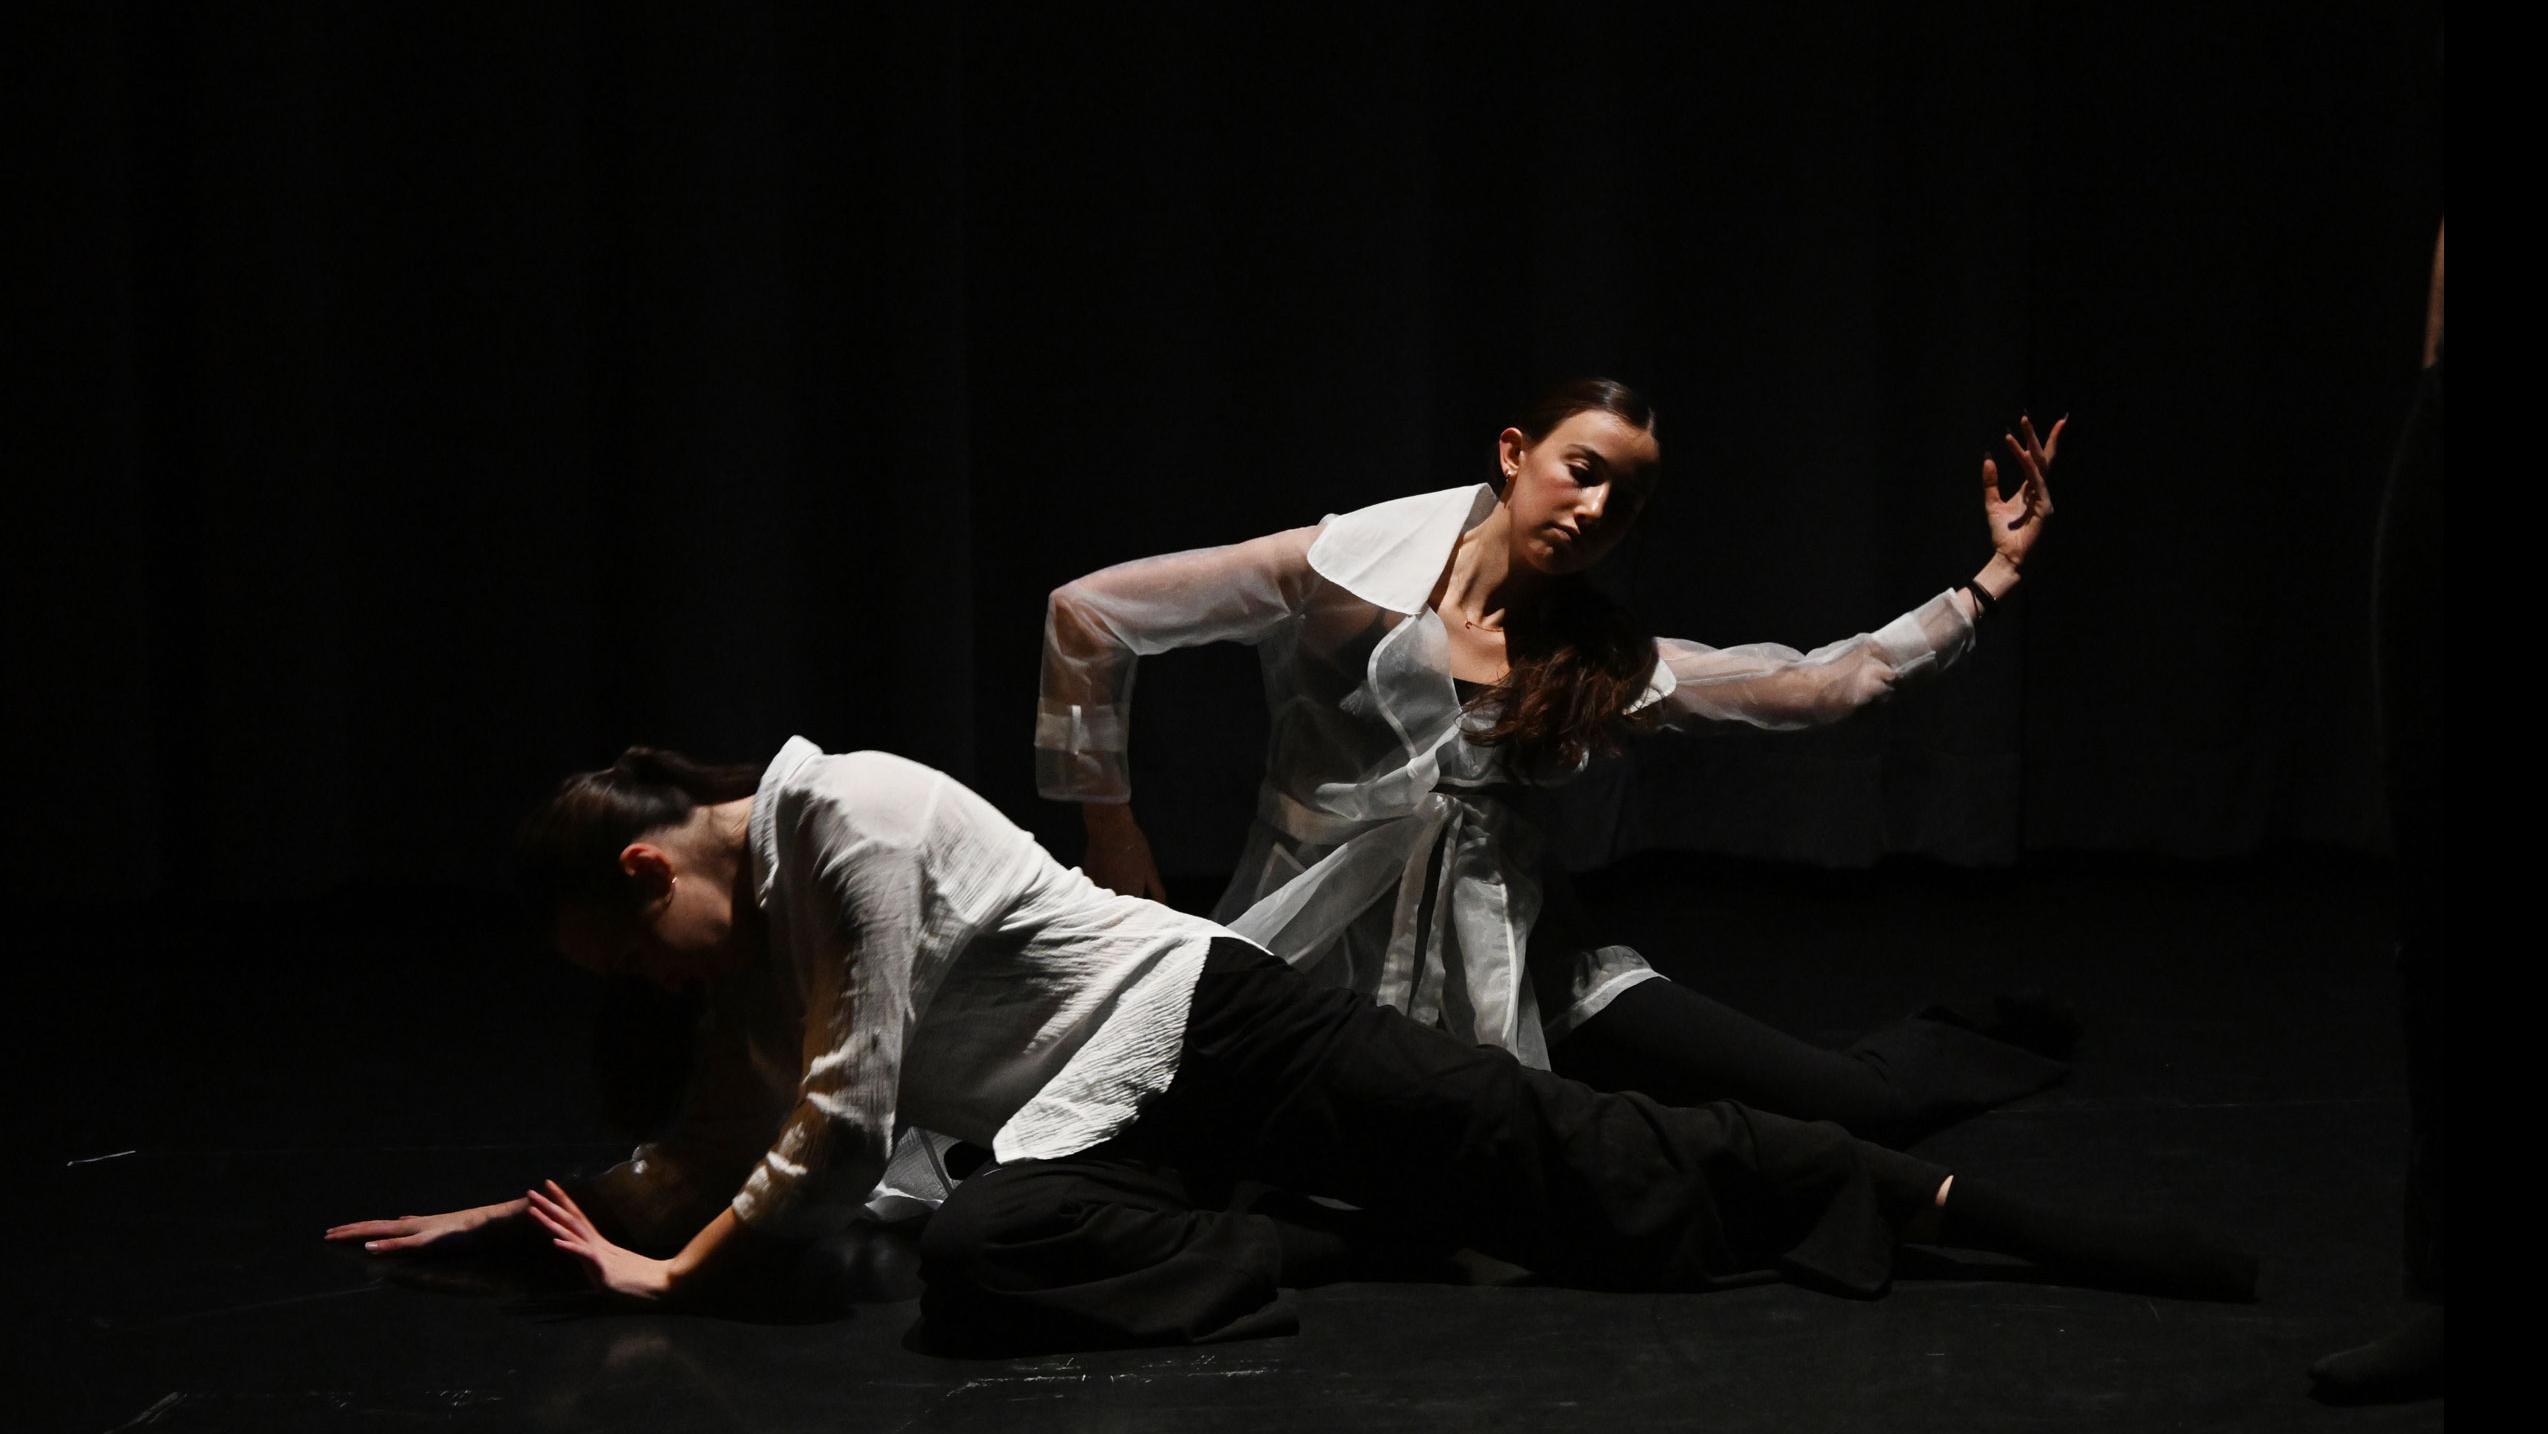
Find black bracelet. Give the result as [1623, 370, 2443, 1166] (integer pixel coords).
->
[1960, 579, 2001, 616]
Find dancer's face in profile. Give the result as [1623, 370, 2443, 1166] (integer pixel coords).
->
[1497, 409, 1661, 576]
[553, 840, 749, 993]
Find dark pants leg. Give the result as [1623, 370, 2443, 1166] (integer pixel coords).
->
[2302, 341, 2446, 1405]
[2378, 356, 2445, 1303]
[1552, 977, 2070, 1146]
[920, 940, 1945, 1353]
[916, 1152, 1300, 1353]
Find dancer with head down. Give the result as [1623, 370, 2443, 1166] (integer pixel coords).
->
[329, 740, 2255, 1352]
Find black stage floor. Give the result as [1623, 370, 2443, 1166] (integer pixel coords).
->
[36, 854, 2440, 1431]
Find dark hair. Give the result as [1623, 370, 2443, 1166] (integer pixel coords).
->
[514, 746, 763, 918]
[1468, 377, 1662, 775]
[1509, 375, 1656, 449]
[519, 746, 760, 1142]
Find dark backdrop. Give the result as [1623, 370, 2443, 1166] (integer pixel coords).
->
[17, 2, 2442, 902]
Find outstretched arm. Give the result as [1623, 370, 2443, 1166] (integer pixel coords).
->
[321, 1021, 767, 1262]
[526, 1181, 777, 1302]
[1653, 416, 2061, 729]
[324, 1197, 529, 1255]
[324, 1184, 756, 1297]
[1039, 524, 1319, 897]
[324, 1018, 776, 1264]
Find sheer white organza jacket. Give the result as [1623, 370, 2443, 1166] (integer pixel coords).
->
[1038, 484, 1983, 1069]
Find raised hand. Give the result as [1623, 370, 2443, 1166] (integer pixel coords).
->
[1983, 414, 2063, 570]
[526, 1179, 674, 1301]
[324, 1198, 525, 1255]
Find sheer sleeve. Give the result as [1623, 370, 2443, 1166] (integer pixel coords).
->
[1037, 524, 1321, 801]
[1651, 588, 1979, 731]
[729, 788, 920, 1240]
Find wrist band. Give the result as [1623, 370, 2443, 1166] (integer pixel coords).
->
[1960, 579, 2001, 616]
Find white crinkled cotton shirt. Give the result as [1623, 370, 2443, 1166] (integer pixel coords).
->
[588, 739, 1221, 1243]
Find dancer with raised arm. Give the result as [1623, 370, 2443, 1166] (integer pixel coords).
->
[1042, 380, 2070, 1142]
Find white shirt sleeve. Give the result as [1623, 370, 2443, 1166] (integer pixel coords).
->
[1650, 588, 1978, 731]
[1036, 525, 1322, 802]
[731, 781, 923, 1238]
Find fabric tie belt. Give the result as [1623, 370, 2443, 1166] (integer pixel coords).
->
[1228, 784, 1549, 1065]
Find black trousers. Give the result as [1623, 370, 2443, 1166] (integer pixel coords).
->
[1552, 977, 2070, 1148]
[918, 940, 1945, 1354]
[2378, 355, 2444, 1302]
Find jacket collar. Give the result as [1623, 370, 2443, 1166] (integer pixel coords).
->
[1305, 484, 1501, 615]
[1305, 483, 1678, 717]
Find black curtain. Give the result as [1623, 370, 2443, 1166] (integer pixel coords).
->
[16, 2, 2440, 900]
